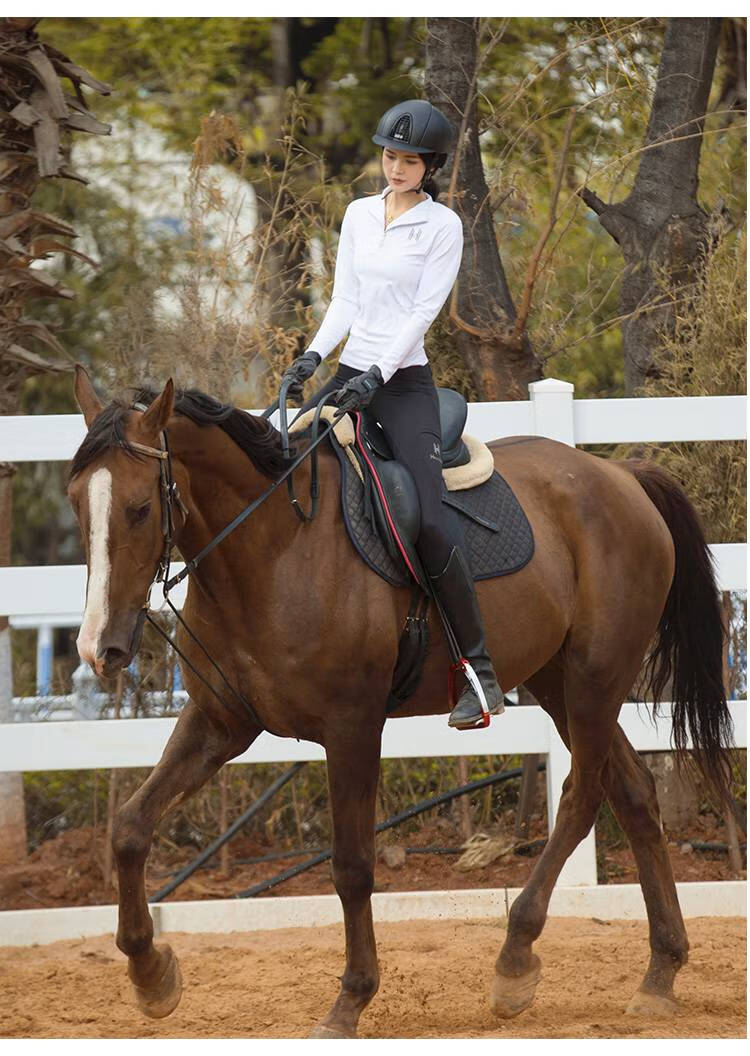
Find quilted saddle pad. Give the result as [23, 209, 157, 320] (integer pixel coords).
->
[329, 438, 535, 589]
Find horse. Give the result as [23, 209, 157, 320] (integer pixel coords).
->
[67, 365, 733, 1037]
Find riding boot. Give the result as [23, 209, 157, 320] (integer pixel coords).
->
[429, 545, 504, 729]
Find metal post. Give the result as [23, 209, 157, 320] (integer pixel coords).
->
[36, 624, 53, 696]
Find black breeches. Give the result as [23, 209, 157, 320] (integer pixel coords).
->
[300, 362, 461, 576]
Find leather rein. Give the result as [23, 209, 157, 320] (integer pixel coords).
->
[128, 391, 344, 731]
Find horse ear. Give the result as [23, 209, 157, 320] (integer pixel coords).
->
[139, 378, 175, 436]
[74, 363, 104, 427]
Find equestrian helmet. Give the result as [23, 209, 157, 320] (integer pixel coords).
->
[372, 99, 452, 170]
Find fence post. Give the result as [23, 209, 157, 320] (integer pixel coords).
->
[528, 378, 596, 885]
[528, 378, 575, 444]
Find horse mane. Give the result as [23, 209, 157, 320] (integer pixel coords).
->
[69, 387, 289, 482]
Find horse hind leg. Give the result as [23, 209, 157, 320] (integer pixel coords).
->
[491, 661, 621, 1020]
[604, 728, 689, 1016]
[112, 700, 258, 1019]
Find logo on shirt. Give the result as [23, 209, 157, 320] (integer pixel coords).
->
[430, 440, 441, 463]
[408, 229, 422, 242]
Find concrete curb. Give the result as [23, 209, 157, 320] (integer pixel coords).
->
[0, 881, 745, 948]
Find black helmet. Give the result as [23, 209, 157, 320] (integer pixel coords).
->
[372, 99, 453, 169]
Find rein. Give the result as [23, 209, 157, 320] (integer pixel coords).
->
[128, 392, 344, 731]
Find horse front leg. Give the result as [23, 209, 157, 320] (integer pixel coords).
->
[112, 699, 258, 1018]
[310, 720, 384, 1039]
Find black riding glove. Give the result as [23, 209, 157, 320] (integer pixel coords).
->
[281, 350, 321, 402]
[333, 365, 384, 414]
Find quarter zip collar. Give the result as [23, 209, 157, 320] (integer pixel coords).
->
[368, 185, 431, 228]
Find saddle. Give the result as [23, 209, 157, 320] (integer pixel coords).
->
[290, 388, 534, 593]
[289, 389, 534, 711]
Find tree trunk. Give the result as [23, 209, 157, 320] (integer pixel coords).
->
[425, 17, 542, 400]
[580, 18, 721, 393]
[0, 460, 27, 865]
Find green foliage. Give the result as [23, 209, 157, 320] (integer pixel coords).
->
[44, 17, 273, 150]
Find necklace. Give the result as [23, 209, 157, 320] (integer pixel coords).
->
[385, 189, 424, 228]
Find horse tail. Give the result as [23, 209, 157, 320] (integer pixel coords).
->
[626, 460, 734, 808]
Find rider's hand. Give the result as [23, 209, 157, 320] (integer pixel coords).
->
[281, 350, 321, 402]
[333, 365, 384, 414]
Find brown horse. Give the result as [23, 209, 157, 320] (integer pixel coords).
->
[67, 366, 732, 1037]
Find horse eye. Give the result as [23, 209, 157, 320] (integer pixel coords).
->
[129, 502, 151, 526]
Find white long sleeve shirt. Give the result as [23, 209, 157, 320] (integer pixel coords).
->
[304, 185, 464, 384]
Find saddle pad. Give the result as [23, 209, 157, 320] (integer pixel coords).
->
[330, 438, 534, 587]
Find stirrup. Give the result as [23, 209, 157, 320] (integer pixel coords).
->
[449, 658, 492, 729]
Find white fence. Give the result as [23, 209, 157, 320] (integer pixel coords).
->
[0, 378, 746, 890]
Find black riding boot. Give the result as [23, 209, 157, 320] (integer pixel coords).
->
[429, 545, 504, 729]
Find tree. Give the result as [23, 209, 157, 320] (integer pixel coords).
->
[0, 16, 109, 863]
[425, 17, 543, 400]
[579, 18, 722, 394]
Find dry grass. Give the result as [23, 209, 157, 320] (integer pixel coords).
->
[104, 92, 384, 408]
[618, 232, 746, 544]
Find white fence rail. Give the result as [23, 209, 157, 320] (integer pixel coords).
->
[0, 702, 747, 892]
[0, 379, 746, 890]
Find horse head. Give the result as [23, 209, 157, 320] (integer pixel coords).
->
[68, 365, 177, 678]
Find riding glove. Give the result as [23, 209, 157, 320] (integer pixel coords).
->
[333, 365, 384, 414]
[281, 350, 321, 402]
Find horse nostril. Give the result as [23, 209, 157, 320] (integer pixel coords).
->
[101, 647, 128, 672]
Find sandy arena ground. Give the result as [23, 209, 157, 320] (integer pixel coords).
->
[0, 915, 745, 1039]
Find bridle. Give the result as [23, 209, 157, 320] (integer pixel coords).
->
[126, 408, 189, 585]
[122, 392, 346, 732]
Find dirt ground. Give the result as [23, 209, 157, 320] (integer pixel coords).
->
[0, 916, 745, 1039]
[0, 814, 744, 911]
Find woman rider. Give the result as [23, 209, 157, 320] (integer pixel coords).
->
[282, 99, 503, 730]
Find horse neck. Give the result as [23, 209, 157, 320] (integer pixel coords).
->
[168, 416, 303, 572]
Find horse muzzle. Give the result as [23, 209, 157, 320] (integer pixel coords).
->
[93, 608, 147, 678]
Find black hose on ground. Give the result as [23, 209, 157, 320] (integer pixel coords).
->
[149, 761, 307, 903]
[687, 839, 746, 854]
[235, 761, 547, 899]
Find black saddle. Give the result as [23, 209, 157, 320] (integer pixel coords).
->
[359, 387, 471, 469]
[330, 388, 534, 594]
[352, 388, 471, 586]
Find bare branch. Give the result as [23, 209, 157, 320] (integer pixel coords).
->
[513, 107, 577, 343]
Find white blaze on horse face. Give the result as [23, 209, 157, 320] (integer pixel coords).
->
[76, 468, 113, 666]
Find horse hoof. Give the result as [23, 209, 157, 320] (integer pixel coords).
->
[309, 1024, 356, 1039]
[131, 944, 183, 1019]
[491, 962, 541, 1019]
[625, 990, 679, 1017]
